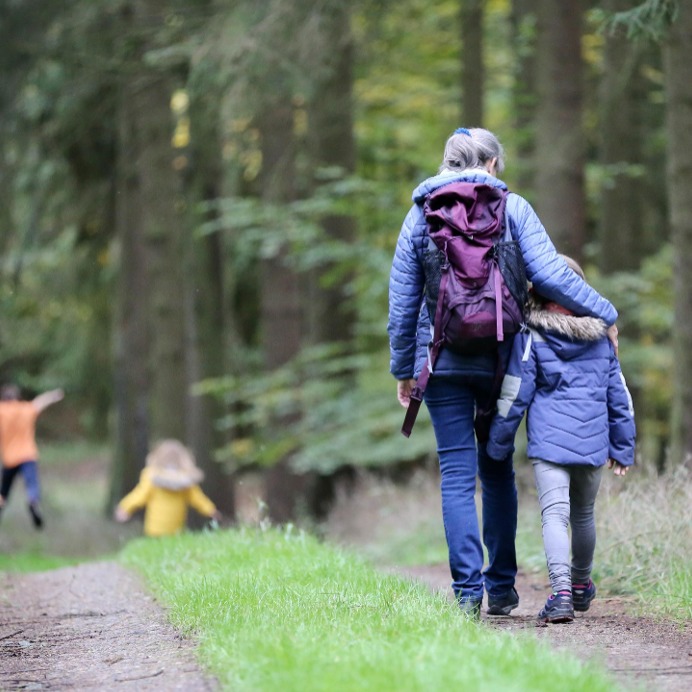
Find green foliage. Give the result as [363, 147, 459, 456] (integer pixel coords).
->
[608, 0, 678, 42]
[121, 526, 616, 691]
[197, 344, 436, 475]
[588, 245, 673, 461]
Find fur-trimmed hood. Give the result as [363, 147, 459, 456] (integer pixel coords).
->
[145, 439, 204, 491]
[526, 296, 608, 361]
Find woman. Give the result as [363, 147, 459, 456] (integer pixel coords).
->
[387, 128, 618, 618]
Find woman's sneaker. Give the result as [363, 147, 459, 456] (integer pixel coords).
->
[457, 597, 482, 622]
[537, 591, 574, 623]
[572, 580, 596, 612]
[487, 587, 519, 616]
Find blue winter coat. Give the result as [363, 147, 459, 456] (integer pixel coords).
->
[387, 170, 618, 380]
[486, 304, 636, 467]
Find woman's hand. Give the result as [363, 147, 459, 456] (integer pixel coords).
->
[397, 379, 417, 408]
[113, 507, 130, 523]
[607, 459, 629, 476]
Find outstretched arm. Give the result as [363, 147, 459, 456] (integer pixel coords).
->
[32, 388, 65, 414]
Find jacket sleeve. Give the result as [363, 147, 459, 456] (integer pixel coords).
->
[507, 194, 618, 326]
[388, 204, 427, 379]
[187, 485, 217, 517]
[486, 331, 537, 460]
[117, 471, 152, 514]
[607, 345, 636, 466]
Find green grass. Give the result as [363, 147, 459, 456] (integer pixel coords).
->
[121, 526, 616, 692]
[325, 465, 691, 625]
[592, 466, 692, 622]
[0, 552, 78, 572]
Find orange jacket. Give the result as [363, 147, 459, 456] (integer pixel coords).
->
[0, 401, 39, 468]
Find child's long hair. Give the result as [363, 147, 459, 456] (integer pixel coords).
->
[146, 439, 203, 490]
[560, 254, 585, 280]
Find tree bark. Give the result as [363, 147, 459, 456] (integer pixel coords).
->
[510, 0, 538, 195]
[665, 1, 692, 467]
[460, 0, 484, 127]
[534, 0, 586, 261]
[110, 72, 151, 508]
[182, 86, 237, 519]
[598, 0, 649, 274]
[306, 2, 357, 346]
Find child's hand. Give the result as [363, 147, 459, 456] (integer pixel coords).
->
[607, 459, 629, 476]
[113, 507, 131, 523]
[607, 324, 619, 356]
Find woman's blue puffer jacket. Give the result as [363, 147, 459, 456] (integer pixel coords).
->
[388, 170, 618, 380]
[486, 306, 636, 467]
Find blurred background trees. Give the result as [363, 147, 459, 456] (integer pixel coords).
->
[0, 0, 685, 521]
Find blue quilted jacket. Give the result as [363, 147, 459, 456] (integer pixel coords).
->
[388, 170, 618, 380]
[486, 305, 636, 467]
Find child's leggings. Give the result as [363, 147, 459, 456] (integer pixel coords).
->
[531, 460, 603, 593]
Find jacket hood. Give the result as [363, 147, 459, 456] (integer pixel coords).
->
[144, 439, 204, 490]
[412, 170, 507, 204]
[527, 299, 607, 360]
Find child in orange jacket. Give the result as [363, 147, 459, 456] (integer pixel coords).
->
[114, 439, 221, 537]
[0, 384, 65, 529]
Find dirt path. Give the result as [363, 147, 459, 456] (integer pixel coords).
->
[0, 562, 218, 691]
[395, 563, 692, 692]
[1, 462, 690, 691]
[0, 555, 690, 691]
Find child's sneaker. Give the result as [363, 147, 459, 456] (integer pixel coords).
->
[28, 503, 44, 530]
[537, 591, 574, 623]
[572, 580, 596, 612]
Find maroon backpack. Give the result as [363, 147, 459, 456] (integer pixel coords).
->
[401, 181, 527, 438]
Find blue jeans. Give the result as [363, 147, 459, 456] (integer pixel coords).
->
[0, 460, 41, 505]
[425, 374, 517, 603]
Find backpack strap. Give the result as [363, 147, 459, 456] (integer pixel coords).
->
[401, 267, 448, 438]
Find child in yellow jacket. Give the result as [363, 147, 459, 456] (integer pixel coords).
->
[114, 439, 221, 537]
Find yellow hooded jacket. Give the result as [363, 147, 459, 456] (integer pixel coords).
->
[117, 467, 217, 537]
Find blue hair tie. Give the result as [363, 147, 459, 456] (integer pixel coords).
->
[454, 127, 471, 136]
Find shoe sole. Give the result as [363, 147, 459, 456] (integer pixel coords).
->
[487, 602, 519, 616]
[541, 614, 574, 623]
[573, 601, 593, 612]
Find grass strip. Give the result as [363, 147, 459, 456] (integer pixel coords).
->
[121, 526, 616, 692]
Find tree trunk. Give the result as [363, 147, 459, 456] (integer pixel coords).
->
[109, 74, 151, 509]
[460, 0, 484, 127]
[109, 0, 191, 508]
[510, 0, 538, 195]
[306, 2, 357, 346]
[598, 0, 648, 274]
[665, 2, 692, 467]
[137, 74, 188, 441]
[259, 96, 308, 523]
[184, 92, 237, 518]
[534, 0, 585, 260]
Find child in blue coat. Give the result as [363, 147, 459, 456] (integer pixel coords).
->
[487, 256, 636, 623]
